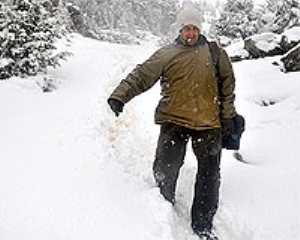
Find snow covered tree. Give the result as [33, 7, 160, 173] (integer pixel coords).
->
[70, 0, 179, 44]
[0, 0, 69, 80]
[215, 0, 259, 39]
[258, 0, 300, 33]
[143, 0, 179, 35]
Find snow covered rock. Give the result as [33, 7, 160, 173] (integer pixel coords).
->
[226, 27, 300, 62]
[281, 45, 300, 72]
[244, 32, 286, 58]
[225, 40, 249, 62]
[244, 38, 266, 58]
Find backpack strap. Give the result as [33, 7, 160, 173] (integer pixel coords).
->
[207, 41, 220, 77]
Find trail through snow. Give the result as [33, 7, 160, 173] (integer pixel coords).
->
[0, 34, 299, 240]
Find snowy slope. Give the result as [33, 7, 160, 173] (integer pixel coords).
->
[0, 34, 299, 240]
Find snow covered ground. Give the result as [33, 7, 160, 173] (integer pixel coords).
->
[0, 34, 299, 240]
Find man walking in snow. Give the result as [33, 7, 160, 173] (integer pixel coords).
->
[107, 8, 237, 240]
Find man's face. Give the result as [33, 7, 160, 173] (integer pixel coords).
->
[180, 24, 200, 46]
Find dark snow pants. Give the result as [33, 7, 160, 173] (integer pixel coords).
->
[153, 123, 222, 233]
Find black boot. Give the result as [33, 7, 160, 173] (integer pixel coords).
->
[155, 177, 175, 205]
[194, 229, 219, 240]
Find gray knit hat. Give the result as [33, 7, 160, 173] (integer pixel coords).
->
[176, 8, 201, 30]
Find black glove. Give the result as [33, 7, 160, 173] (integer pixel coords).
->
[108, 98, 124, 117]
[222, 115, 245, 150]
[221, 118, 235, 136]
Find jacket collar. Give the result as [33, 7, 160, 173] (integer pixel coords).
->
[175, 34, 207, 47]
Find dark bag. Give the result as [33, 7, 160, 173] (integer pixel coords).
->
[207, 42, 245, 150]
[222, 114, 245, 150]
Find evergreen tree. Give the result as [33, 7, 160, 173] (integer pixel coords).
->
[0, 0, 68, 80]
[71, 0, 179, 43]
[258, 0, 300, 33]
[215, 0, 259, 39]
[146, 0, 179, 35]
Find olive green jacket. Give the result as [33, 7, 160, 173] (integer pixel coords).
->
[109, 35, 236, 130]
